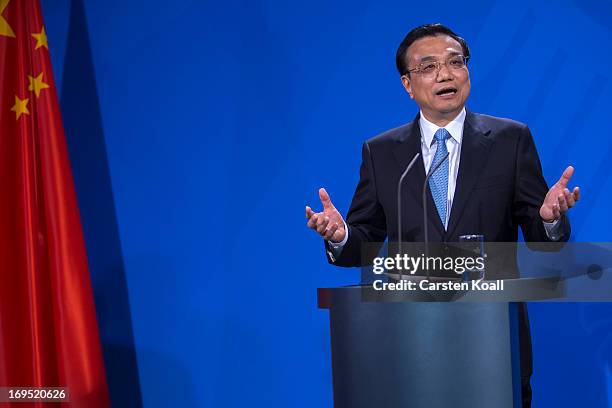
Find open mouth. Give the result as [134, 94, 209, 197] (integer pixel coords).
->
[435, 87, 458, 96]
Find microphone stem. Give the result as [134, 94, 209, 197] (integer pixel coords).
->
[397, 153, 420, 282]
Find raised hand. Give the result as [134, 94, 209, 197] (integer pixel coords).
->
[306, 188, 347, 243]
[540, 166, 580, 222]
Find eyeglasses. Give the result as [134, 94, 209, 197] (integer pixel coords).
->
[405, 55, 469, 77]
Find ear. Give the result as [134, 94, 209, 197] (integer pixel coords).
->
[401, 75, 414, 99]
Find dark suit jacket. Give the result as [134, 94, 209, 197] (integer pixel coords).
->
[327, 110, 570, 272]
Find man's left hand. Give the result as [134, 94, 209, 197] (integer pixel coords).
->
[540, 165, 580, 222]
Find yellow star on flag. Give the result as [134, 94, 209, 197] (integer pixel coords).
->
[32, 26, 48, 50]
[0, 0, 15, 38]
[28, 72, 50, 98]
[11, 95, 29, 119]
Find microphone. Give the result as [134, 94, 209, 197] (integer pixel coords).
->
[422, 152, 449, 279]
[396, 153, 420, 281]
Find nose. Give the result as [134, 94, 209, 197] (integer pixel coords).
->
[436, 62, 453, 82]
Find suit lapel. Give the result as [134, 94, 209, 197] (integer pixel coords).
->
[392, 113, 445, 238]
[446, 111, 493, 238]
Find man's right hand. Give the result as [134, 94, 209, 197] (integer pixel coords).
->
[306, 188, 346, 243]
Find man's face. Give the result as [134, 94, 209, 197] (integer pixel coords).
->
[401, 35, 470, 123]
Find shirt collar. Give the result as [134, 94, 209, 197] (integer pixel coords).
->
[419, 107, 466, 147]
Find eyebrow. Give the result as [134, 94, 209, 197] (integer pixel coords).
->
[417, 51, 462, 62]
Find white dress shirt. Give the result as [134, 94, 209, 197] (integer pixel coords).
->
[328, 109, 561, 255]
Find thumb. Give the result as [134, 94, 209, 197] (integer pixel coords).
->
[319, 188, 335, 210]
[557, 165, 574, 188]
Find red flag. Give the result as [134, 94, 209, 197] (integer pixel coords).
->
[0, 0, 110, 406]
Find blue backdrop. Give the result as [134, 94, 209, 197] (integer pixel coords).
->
[40, 0, 612, 406]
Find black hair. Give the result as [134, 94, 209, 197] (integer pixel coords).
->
[395, 23, 470, 76]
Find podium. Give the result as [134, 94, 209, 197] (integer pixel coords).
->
[318, 278, 563, 408]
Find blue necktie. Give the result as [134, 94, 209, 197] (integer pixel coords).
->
[429, 128, 450, 228]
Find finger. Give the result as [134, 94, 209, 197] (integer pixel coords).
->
[307, 213, 319, 229]
[332, 223, 346, 242]
[564, 189, 575, 207]
[324, 223, 339, 240]
[557, 166, 574, 188]
[319, 188, 334, 210]
[316, 214, 328, 227]
[306, 206, 313, 219]
[552, 203, 561, 220]
[316, 217, 330, 234]
[557, 194, 568, 213]
[573, 186, 580, 202]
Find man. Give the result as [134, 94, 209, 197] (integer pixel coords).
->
[306, 24, 580, 407]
